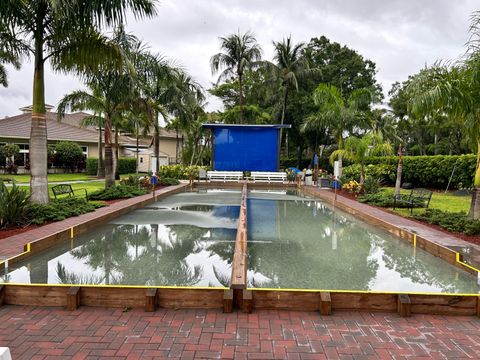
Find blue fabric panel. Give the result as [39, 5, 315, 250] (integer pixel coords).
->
[213, 127, 278, 171]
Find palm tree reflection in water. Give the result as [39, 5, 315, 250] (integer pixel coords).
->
[55, 223, 235, 286]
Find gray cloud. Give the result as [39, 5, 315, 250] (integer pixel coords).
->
[0, 0, 478, 117]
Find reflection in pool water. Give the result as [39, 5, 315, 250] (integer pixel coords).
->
[246, 196, 480, 293]
[2, 189, 479, 293]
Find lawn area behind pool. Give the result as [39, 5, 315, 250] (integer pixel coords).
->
[19, 181, 108, 197]
[0, 173, 95, 183]
[380, 187, 470, 215]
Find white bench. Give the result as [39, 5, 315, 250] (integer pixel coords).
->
[207, 171, 243, 182]
[251, 171, 287, 183]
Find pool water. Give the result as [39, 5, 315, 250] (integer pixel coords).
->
[2, 189, 479, 293]
[246, 192, 480, 293]
[2, 190, 242, 287]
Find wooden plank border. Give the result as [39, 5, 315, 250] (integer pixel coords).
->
[230, 184, 249, 309]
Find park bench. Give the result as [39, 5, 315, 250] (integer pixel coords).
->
[52, 184, 88, 200]
[207, 171, 243, 182]
[251, 171, 287, 183]
[393, 188, 433, 214]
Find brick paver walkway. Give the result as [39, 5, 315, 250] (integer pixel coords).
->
[0, 306, 479, 359]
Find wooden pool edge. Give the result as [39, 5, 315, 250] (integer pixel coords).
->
[0, 284, 479, 317]
[0, 182, 479, 317]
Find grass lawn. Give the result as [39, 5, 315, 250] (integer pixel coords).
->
[0, 173, 96, 183]
[19, 181, 107, 198]
[379, 187, 470, 216]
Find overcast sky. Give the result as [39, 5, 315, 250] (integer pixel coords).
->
[0, 0, 478, 118]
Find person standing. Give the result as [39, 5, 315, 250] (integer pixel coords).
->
[313, 152, 319, 172]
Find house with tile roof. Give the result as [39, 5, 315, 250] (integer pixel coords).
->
[0, 106, 182, 173]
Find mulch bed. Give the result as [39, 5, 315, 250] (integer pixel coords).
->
[0, 224, 42, 241]
[333, 190, 480, 246]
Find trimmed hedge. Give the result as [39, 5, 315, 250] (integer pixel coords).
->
[86, 158, 98, 175]
[342, 155, 476, 190]
[86, 157, 137, 176]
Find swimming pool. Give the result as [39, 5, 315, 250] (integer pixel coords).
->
[2, 189, 479, 294]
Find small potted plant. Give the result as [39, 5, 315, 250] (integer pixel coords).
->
[286, 168, 296, 183]
[318, 169, 330, 188]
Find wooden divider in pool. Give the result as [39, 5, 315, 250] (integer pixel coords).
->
[1, 183, 479, 317]
[227, 183, 250, 313]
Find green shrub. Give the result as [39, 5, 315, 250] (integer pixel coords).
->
[117, 158, 136, 174]
[88, 185, 148, 201]
[26, 198, 104, 225]
[86, 158, 98, 175]
[159, 177, 180, 186]
[86, 157, 137, 175]
[0, 180, 30, 228]
[358, 192, 395, 207]
[362, 176, 382, 194]
[347, 154, 476, 189]
[157, 165, 208, 179]
[413, 209, 480, 236]
[54, 141, 85, 172]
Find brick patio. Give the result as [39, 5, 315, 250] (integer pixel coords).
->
[0, 305, 479, 359]
[1, 185, 480, 358]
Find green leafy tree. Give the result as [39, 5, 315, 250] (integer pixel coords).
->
[0, 0, 157, 202]
[53, 141, 84, 172]
[303, 36, 382, 99]
[302, 84, 373, 171]
[211, 31, 262, 123]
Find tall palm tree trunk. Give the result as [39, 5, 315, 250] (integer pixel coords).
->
[114, 129, 120, 180]
[238, 73, 244, 124]
[136, 120, 139, 174]
[30, 38, 49, 204]
[394, 143, 403, 197]
[104, 114, 115, 187]
[279, 88, 289, 157]
[97, 121, 105, 178]
[469, 141, 480, 219]
[190, 139, 197, 166]
[154, 111, 160, 172]
[175, 127, 179, 164]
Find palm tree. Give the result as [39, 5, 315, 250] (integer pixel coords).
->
[58, 86, 106, 178]
[211, 31, 262, 123]
[407, 61, 480, 217]
[301, 84, 372, 173]
[330, 132, 392, 184]
[0, 0, 157, 202]
[271, 37, 312, 153]
[58, 28, 143, 187]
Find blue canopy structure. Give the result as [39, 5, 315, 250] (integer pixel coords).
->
[202, 124, 291, 172]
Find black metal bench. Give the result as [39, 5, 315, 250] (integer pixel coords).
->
[51, 184, 88, 200]
[393, 188, 433, 214]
